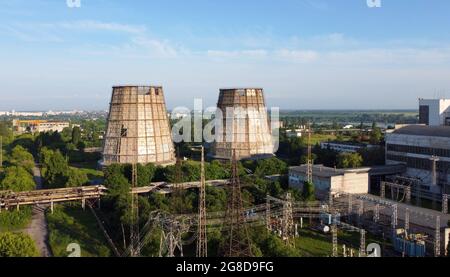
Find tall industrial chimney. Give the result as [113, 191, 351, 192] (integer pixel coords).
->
[212, 88, 274, 160]
[102, 86, 176, 166]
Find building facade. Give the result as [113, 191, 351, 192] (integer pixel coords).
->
[320, 141, 377, 153]
[419, 98, 450, 126]
[12, 120, 69, 134]
[289, 165, 369, 199]
[386, 125, 450, 194]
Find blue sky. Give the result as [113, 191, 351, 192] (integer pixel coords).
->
[1, 0, 450, 110]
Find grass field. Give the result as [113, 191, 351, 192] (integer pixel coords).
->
[310, 134, 338, 145]
[295, 226, 389, 257]
[46, 204, 111, 257]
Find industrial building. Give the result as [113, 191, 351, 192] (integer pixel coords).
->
[386, 124, 450, 194]
[419, 98, 450, 126]
[289, 164, 406, 199]
[12, 119, 69, 134]
[211, 88, 274, 160]
[320, 141, 377, 153]
[102, 86, 176, 166]
[289, 165, 370, 199]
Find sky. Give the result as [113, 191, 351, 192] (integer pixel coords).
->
[1, 0, 450, 111]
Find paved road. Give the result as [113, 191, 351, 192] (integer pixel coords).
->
[24, 166, 52, 257]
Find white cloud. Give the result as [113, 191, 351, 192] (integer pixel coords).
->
[56, 20, 146, 34]
[207, 49, 268, 59]
[275, 49, 319, 62]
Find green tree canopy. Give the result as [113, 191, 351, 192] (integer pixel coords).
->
[254, 158, 288, 177]
[40, 148, 70, 188]
[302, 181, 316, 201]
[71, 126, 82, 145]
[370, 127, 383, 145]
[10, 145, 35, 173]
[0, 166, 35, 192]
[337, 152, 363, 169]
[66, 168, 89, 187]
[0, 232, 39, 257]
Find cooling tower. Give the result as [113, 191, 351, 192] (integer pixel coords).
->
[212, 88, 274, 160]
[102, 86, 176, 166]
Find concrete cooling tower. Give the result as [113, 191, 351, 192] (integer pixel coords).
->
[212, 88, 274, 160]
[102, 86, 176, 166]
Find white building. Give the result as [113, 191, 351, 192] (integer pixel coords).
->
[289, 165, 369, 199]
[386, 125, 450, 194]
[286, 129, 304, 138]
[419, 98, 450, 127]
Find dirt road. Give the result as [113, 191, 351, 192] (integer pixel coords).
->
[24, 166, 52, 257]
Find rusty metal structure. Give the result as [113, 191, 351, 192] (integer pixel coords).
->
[212, 88, 274, 160]
[103, 86, 176, 166]
[222, 150, 253, 257]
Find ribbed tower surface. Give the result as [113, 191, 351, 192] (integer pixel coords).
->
[212, 88, 274, 160]
[103, 86, 176, 166]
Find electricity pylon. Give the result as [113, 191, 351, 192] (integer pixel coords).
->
[196, 146, 208, 257]
[222, 150, 253, 257]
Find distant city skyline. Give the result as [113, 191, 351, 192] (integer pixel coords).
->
[1, 0, 450, 110]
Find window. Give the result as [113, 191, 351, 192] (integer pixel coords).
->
[121, 125, 128, 137]
[419, 105, 430, 125]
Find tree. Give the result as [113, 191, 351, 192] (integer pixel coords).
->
[254, 158, 288, 177]
[66, 168, 88, 187]
[10, 145, 35, 173]
[40, 148, 70, 188]
[370, 126, 383, 145]
[72, 126, 82, 146]
[0, 166, 35, 192]
[337, 153, 363, 169]
[61, 127, 73, 142]
[302, 181, 316, 201]
[0, 232, 39, 257]
[0, 121, 13, 145]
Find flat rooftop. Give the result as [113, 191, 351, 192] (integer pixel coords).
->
[290, 164, 406, 178]
[391, 125, 450, 138]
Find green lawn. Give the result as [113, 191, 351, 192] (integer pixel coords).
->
[295, 227, 387, 257]
[310, 134, 339, 145]
[46, 204, 112, 257]
[75, 167, 104, 182]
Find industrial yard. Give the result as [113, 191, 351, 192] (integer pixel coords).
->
[1, 1, 450, 269]
[1, 87, 450, 258]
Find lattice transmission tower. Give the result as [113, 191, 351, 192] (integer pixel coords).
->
[282, 193, 295, 247]
[196, 146, 208, 257]
[130, 162, 140, 257]
[306, 122, 313, 183]
[222, 150, 253, 257]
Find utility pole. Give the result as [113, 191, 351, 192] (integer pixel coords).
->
[223, 150, 253, 257]
[443, 194, 449, 214]
[404, 208, 410, 236]
[306, 122, 313, 184]
[0, 136, 3, 169]
[196, 146, 208, 258]
[359, 230, 366, 257]
[282, 193, 295, 247]
[435, 216, 441, 257]
[130, 162, 140, 257]
[266, 196, 271, 232]
[331, 223, 338, 257]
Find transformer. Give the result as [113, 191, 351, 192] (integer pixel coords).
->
[102, 86, 176, 166]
